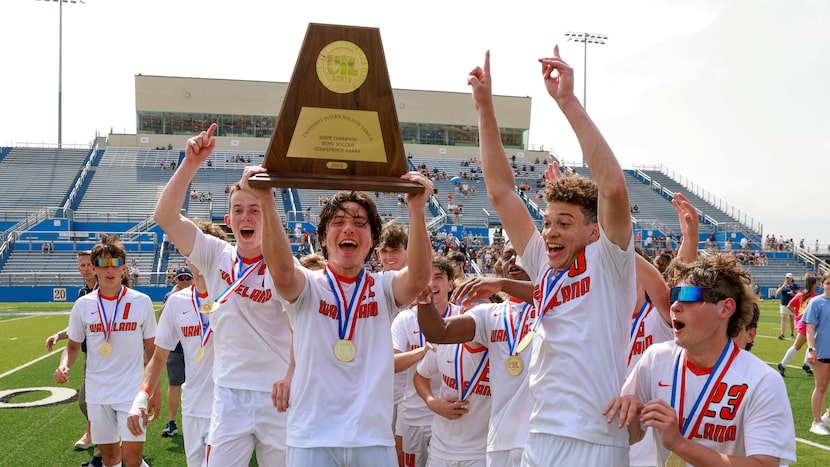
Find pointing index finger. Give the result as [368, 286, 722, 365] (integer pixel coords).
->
[206, 122, 218, 139]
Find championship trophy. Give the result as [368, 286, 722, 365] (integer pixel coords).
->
[248, 23, 423, 193]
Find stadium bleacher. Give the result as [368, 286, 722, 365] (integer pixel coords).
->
[0, 145, 825, 301]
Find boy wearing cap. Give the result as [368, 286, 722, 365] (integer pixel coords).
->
[776, 273, 800, 339]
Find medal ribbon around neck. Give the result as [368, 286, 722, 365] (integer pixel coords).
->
[529, 266, 570, 334]
[190, 286, 212, 349]
[670, 339, 740, 437]
[96, 285, 127, 344]
[325, 266, 369, 341]
[503, 302, 531, 357]
[454, 344, 489, 402]
[628, 302, 654, 366]
[212, 253, 264, 307]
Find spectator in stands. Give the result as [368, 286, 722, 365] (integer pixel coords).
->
[45, 250, 103, 467]
[776, 273, 801, 340]
[41, 241, 52, 254]
[468, 47, 635, 465]
[803, 271, 830, 435]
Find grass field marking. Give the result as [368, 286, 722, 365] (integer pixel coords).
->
[0, 346, 64, 380]
[796, 437, 830, 451]
[0, 314, 42, 324]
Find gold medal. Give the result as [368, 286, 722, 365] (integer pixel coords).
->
[195, 346, 205, 363]
[665, 452, 685, 467]
[516, 330, 535, 354]
[98, 341, 112, 356]
[505, 355, 523, 376]
[199, 301, 220, 314]
[333, 339, 356, 362]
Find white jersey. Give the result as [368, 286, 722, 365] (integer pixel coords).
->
[627, 301, 674, 466]
[189, 233, 291, 392]
[155, 286, 215, 419]
[416, 342, 492, 462]
[391, 304, 460, 427]
[623, 341, 796, 466]
[67, 286, 156, 405]
[516, 227, 635, 448]
[469, 300, 537, 453]
[279, 266, 399, 448]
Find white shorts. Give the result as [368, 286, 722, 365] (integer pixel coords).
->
[88, 401, 146, 444]
[287, 446, 396, 467]
[182, 414, 210, 467]
[206, 386, 287, 466]
[401, 423, 431, 467]
[427, 455, 486, 467]
[522, 433, 629, 467]
[487, 448, 523, 467]
[779, 304, 795, 317]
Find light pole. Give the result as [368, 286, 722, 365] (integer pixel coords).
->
[39, 0, 85, 148]
[564, 32, 607, 111]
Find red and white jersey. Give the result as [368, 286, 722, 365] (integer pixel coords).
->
[391, 304, 460, 427]
[468, 300, 537, 453]
[155, 286, 215, 419]
[516, 227, 636, 448]
[624, 341, 796, 466]
[627, 301, 674, 466]
[189, 233, 291, 393]
[416, 342, 492, 462]
[67, 286, 156, 405]
[279, 267, 399, 448]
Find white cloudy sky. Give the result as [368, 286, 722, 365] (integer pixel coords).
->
[1, 0, 827, 247]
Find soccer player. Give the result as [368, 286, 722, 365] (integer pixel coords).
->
[392, 255, 460, 467]
[468, 47, 636, 464]
[417, 244, 536, 466]
[607, 254, 796, 465]
[154, 123, 292, 466]
[803, 271, 830, 435]
[240, 164, 433, 467]
[54, 235, 157, 467]
[127, 219, 228, 466]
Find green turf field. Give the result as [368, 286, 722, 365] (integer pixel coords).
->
[1, 300, 828, 465]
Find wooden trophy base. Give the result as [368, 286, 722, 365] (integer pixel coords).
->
[248, 172, 424, 194]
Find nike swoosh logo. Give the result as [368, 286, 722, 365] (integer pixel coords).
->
[658, 381, 671, 387]
[182, 310, 190, 315]
[446, 360, 454, 364]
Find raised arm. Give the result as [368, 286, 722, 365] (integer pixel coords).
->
[469, 51, 538, 257]
[672, 193, 699, 262]
[391, 172, 435, 307]
[539, 45, 631, 249]
[240, 165, 305, 303]
[153, 123, 218, 256]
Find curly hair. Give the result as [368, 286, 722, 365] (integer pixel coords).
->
[317, 191, 383, 262]
[543, 175, 598, 224]
[667, 253, 755, 338]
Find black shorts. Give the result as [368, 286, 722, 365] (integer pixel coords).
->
[166, 351, 186, 386]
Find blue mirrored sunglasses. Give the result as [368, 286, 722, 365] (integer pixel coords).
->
[670, 285, 727, 303]
[94, 257, 124, 267]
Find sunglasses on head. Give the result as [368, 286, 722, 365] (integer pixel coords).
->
[94, 257, 124, 267]
[670, 285, 728, 303]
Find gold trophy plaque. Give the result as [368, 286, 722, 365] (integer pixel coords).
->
[249, 23, 423, 193]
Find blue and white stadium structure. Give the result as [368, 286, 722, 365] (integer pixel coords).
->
[0, 76, 824, 301]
